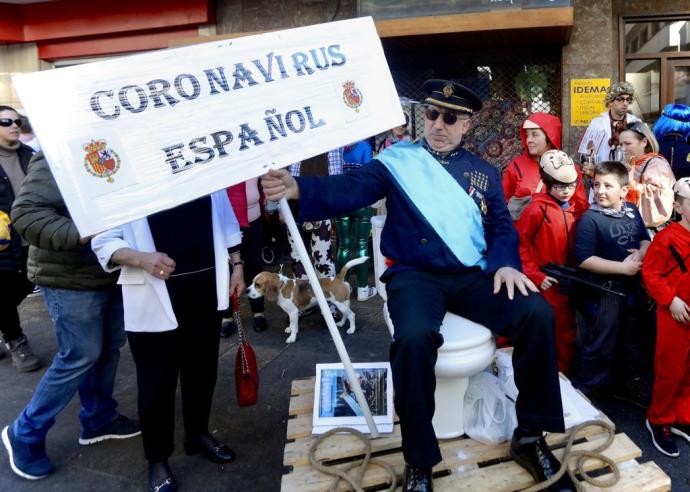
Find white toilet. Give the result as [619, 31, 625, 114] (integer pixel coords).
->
[371, 215, 496, 439]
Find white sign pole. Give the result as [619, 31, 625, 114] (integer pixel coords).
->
[279, 197, 379, 437]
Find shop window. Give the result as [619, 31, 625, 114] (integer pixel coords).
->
[625, 59, 660, 122]
[621, 14, 690, 123]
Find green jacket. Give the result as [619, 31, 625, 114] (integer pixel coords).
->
[11, 152, 118, 289]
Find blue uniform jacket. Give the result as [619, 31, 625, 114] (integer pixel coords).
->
[296, 146, 520, 275]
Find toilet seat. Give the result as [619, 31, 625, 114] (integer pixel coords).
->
[439, 314, 494, 352]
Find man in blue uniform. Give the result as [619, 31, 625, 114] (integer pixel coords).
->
[263, 80, 574, 492]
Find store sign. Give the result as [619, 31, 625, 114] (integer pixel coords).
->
[13, 17, 403, 236]
[358, 0, 571, 20]
[570, 78, 610, 126]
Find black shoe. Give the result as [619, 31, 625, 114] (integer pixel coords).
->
[79, 414, 141, 445]
[253, 315, 267, 332]
[402, 464, 433, 492]
[510, 434, 576, 492]
[220, 320, 236, 338]
[184, 432, 235, 464]
[646, 419, 679, 457]
[148, 461, 176, 492]
[670, 422, 690, 445]
[612, 377, 651, 409]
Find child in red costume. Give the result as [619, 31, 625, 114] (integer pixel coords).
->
[642, 176, 690, 457]
[516, 150, 588, 374]
[503, 113, 587, 221]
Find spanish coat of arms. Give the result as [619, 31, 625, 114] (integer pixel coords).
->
[342, 80, 363, 112]
[83, 139, 121, 183]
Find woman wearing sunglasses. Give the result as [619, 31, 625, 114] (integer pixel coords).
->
[502, 112, 587, 221]
[0, 105, 41, 373]
[619, 122, 676, 233]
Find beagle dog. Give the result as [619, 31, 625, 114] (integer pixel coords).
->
[247, 256, 369, 343]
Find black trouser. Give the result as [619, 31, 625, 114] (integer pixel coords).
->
[127, 268, 221, 462]
[241, 218, 265, 314]
[385, 269, 564, 469]
[0, 248, 33, 343]
[571, 291, 647, 393]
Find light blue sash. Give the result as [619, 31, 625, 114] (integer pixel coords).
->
[377, 142, 487, 269]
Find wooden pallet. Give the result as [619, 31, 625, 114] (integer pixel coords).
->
[281, 377, 671, 492]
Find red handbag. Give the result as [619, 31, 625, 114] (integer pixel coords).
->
[232, 293, 259, 407]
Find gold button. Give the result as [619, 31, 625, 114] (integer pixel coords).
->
[420, 238, 428, 245]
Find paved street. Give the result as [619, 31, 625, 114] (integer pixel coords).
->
[1, 290, 688, 491]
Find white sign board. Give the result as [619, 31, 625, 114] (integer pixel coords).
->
[13, 17, 403, 236]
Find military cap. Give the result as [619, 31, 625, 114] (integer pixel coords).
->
[422, 79, 482, 114]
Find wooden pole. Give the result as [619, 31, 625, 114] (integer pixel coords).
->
[279, 197, 379, 437]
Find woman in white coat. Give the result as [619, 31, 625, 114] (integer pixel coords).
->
[92, 191, 244, 492]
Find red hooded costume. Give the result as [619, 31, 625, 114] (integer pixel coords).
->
[516, 192, 588, 374]
[503, 113, 587, 215]
[642, 222, 690, 426]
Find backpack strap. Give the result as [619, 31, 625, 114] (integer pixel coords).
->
[668, 245, 688, 273]
[639, 156, 655, 179]
[528, 205, 550, 244]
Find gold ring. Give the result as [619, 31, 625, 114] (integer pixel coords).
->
[159, 269, 165, 276]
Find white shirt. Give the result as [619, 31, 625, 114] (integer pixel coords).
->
[91, 191, 242, 332]
[578, 111, 641, 164]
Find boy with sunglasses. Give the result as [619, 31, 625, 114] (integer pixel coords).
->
[0, 105, 41, 373]
[578, 81, 642, 165]
[263, 79, 575, 492]
[515, 150, 588, 375]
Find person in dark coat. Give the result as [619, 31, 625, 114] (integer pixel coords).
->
[2, 152, 140, 481]
[0, 105, 40, 373]
[262, 80, 575, 492]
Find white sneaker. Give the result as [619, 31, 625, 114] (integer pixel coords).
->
[357, 286, 377, 301]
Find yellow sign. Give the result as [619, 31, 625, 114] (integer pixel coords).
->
[570, 78, 610, 126]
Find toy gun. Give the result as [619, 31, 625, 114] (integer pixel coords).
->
[541, 263, 626, 297]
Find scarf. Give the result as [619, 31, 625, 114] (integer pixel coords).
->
[590, 202, 636, 219]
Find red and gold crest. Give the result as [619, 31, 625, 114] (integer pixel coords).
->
[342, 80, 363, 112]
[83, 139, 121, 183]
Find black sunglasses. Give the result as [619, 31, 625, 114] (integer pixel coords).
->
[424, 109, 467, 126]
[0, 118, 23, 128]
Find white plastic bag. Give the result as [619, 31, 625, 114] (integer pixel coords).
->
[463, 371, 517, 444]
[494, 349, 519, 402]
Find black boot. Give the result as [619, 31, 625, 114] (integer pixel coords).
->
[510, 433, 576, 492]
[148, 461, 176, 492]
[402, 464, 433, 491]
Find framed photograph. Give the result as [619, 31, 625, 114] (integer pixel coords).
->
[312, 362, 394, 435]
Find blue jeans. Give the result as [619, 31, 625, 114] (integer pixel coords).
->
[12, 286, 126, 444]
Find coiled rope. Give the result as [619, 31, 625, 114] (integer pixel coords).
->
[308, 427, 396, 492]
[523, 419, 619, 492]
[308, 420, 620, 492]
